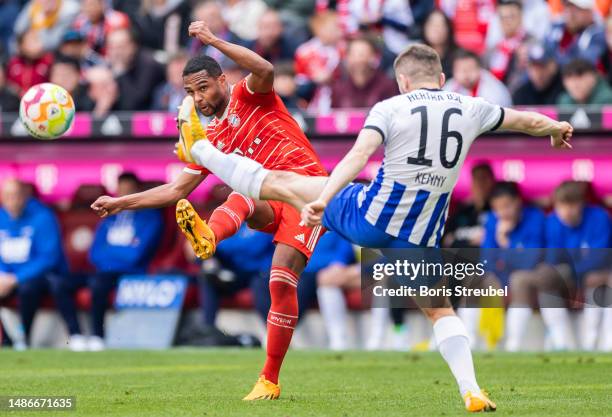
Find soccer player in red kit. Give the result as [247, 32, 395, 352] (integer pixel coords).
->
[91, 20, 327, 400]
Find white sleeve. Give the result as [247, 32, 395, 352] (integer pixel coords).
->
[470, 97, 505, 135]
[363, 101, 392, 142]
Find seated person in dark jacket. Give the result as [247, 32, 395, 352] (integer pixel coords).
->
[330, 36, 398, 109]
[252, 9, 298, 65]
[0, 179, 67, 347]
[105, 29, 165, 110]
[54, 173, 163, 351]
[49, 54, 94, 112]
[512, 43, 564, 106]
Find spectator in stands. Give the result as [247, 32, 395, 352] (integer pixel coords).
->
[545, 0, 606, 66]
[196, 224, 275, 329]
[313, 232, 357, 350]
[223, 0, 268, 42]
[0, 0, 20, 61]
[273, 61, 304, 110]
[58, 30, 106, 72]
[153, 51, 188, 112]
[440, 0, 496, 55]
[481, 182, 546, 352]
[344, 0, 414, 56]
[443, 162, 496, 249]
[0, 65, 20, 113]
[0, 178, 66, 346]
[513, 42, 565, 106]
[264, 0, 314, 45]
[72, 0, 130, 56]
[5, 29, 53, 96]
[485, 0, 551, 50]
[443, 49, 513, 107]
[14, 0, 79, 52]
[295, 10, 344, 112]
[606, 15, 612, 85]
[252, 9, 298, 65]
[85, 66, 119, 117]
[422, 9, 458, 79]
[130, 0, 192, 54]
[330, 36, 397, 109]
[189, 0, 248, 68]
[82, 172, 162, 350]
[544, 181, 611, 351]
[485, 0, 532, 93]
[105, 28, 165, 110]
[49, 54, 94, 112]
[558, 58, 612, 105]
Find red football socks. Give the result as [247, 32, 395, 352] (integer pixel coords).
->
[208, 192, 255, 243]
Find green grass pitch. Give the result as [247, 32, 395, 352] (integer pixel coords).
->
[0, 350, 610, 416]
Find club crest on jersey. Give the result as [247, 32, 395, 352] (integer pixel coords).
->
[228, 113, 240, 127]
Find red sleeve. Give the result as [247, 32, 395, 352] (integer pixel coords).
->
[183, 163, 209, 176]
[234, 78, 277, 106]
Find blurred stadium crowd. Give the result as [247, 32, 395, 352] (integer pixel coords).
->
[0, 0, 612, 115]
[1, 0, 612, 352]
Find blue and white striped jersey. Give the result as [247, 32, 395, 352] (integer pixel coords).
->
[357, 88, 504, 247]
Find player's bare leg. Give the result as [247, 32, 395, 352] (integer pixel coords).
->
[244, 243, 308, 400]
[418, 303, 496, 412]
[188, 138, 327, 210]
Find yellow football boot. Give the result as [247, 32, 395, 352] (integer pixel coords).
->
[175, 199, 216, 259]
[242, 376, 281, 401]
[464, 390, 497, 412]
[176, 95, 207, 163]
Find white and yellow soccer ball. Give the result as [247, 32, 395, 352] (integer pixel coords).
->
[19, 83, 75, 140]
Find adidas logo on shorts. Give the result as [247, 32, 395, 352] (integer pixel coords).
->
[294, 233, 305, 244]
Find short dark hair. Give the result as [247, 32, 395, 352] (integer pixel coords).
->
[489, 181, 521, 200]
[554, 180, 586, 204]
[562, 58, 596, 78]
[471, 161, 494, 178]
[453, 49, 482, 67]
[118, 172, 141, 186]
[498, 0, 522, 9]
[348, 34, 380, 55]
[53, 53, 80, 72]
[182, 55, 223, 78]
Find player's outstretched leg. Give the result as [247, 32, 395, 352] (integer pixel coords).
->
[424, 308, 497, 412]
[176, 192, 256, 259]
[189, 139, 326, 210]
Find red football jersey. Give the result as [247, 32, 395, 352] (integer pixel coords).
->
[185, 78, 326, 177]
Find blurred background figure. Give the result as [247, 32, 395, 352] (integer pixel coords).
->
[421, 8, 458, 79]
[223, 0, 268, 42]
[485, 0, 550, 50]
[49, 53, 93, 111]
[273, 61, 304, 111]
[53, 173, 162, 351]
[444, 162, 496, 249]
[0, 65, 20, 113]
[0, 0, 20, 61]
[0, 178, 66, 348]
[444, 49, 513, 106]
[5, 29, 53, 96]
[71, 0, 130, 56]
[129, 0, 191, 55]
[558, 58, 612, 105]
[330, 35, 397, 110]
[545, 181, 611, 350]
[294, 10, 344, 113]
[482, 182, 546, 352]
[14, 0, 79, 52]
[485, 0, 532, 93]
[252, 9, 297, 65]
[85, 66, 119, 117]
[57, 29, 106, 72]
[512, 42, 564, 105]
[545, 0, 606, 66]
[105, 28, 165, 111]
[153, 50, 188, 111]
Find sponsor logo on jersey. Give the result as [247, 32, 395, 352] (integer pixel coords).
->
[228, 113, 240, 127]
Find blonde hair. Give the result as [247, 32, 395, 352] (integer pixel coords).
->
[393, 44, 443, 83]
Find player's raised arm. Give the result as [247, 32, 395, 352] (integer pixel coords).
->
[91, 171, 206, 218]
[188, 20, 274, 93]
[500, 108, 573, 149]
[301, 128, 383, 226]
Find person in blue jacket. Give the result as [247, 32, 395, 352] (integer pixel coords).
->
[0, 178, 67, 345]
[543, 181, 611, 350]
[54, 173, 163, 351]
[481, 181, 546, 351]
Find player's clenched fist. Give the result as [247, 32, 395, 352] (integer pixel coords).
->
[551, 121, 573, 149]
[188, 21, 217, 45]
[91, 195, 123, 218]
[301, 199, 327, 227]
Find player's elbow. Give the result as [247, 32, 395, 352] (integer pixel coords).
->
[260, 61, 274, 78]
